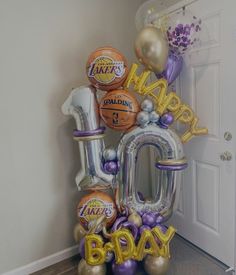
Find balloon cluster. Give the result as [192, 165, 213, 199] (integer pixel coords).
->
[135, 8, 203, 85]
[75, 205, 175, 275]
[137, 99, 174, 129]
[62, 7, 207, 275]
[102, 148, 119, 175]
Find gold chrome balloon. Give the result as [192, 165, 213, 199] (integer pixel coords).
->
[128, 209, 142, 227]
[78, 259, 106, 275]
[73, 223, 86, 243]
[135, 26, 169, 73]
[144, 256, 170, 275]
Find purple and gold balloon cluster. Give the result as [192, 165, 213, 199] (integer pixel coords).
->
[111, 209, 168, 274]
[167, 16, 202, 55]
[78, 201, 168, 275]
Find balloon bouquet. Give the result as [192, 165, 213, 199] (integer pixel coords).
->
[62, 9, 207, 275]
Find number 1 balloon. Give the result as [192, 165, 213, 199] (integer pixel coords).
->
[61, 85, 114, 190]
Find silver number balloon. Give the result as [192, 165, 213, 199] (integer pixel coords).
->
[62, 85, 114, 190]
[117, 124, 185, 221]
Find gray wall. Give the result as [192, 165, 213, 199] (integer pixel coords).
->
[0, 0, 144, 273]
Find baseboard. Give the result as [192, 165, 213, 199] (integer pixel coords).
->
[2, 245, 79, 275]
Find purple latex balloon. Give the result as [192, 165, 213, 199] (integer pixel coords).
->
[79, 238, 85, 258]
[122, 221, 138, 240]
[112, 260, 138, 275]
[156, 51, 183, 85]
[159, 112, 174, 129]
[156, 214, 164, 224]
[103, 161, 118, 175]
[142, 212, 156, 227]
[112, 216, 127, 232]
[139, 225, 151, 235]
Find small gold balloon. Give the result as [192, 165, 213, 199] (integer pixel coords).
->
[135, 26, 169, 74]
[78, 259, 106, 275]
[128, 210, 142, 227]
[144, 255, 170, 275]
[73, 222, 86, 243]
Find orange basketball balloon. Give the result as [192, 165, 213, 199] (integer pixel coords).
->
[99, 89, 140, 131]
[77, 191, 117, 228]
[86, 47, 128, 91]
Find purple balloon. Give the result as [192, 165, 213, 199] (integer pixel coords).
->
[156, 50, 183, 85]
[112, 216, 127, 232]
[122, 221, 138, 240]
[139, 225, 151, 235]
[112, 260, 138, 275]
[142, 212, 156, 227]
[103, 161, 118, 175]
[155, 214, 164, 224]
[79, 238, 85, 258]
[159, 112, 174, 129]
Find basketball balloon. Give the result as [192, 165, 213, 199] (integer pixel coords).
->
[99, 89, 140, 131]
[86, 47, 128, 91]
[77, 191, 117, 228]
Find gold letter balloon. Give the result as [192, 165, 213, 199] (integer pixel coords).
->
[84, 227, 176, 265]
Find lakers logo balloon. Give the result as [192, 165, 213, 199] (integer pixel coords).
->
[86, 47, 128, 91]
[77, 191, 117, 228]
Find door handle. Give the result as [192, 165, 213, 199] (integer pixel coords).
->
[220, 151, 232, 161]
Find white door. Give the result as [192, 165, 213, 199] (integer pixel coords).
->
[150, 0, 236, 268]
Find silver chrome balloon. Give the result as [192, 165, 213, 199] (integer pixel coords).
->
[62, 86, 114, 190]
[117, 124, 185, 221]
[103, 148, 117, 161]
[136, 111, 150, 128]
[141, 99, 154, 112]
[149, 111, 160, 123]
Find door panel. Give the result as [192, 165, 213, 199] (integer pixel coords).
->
[149, 0, 236, 267]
